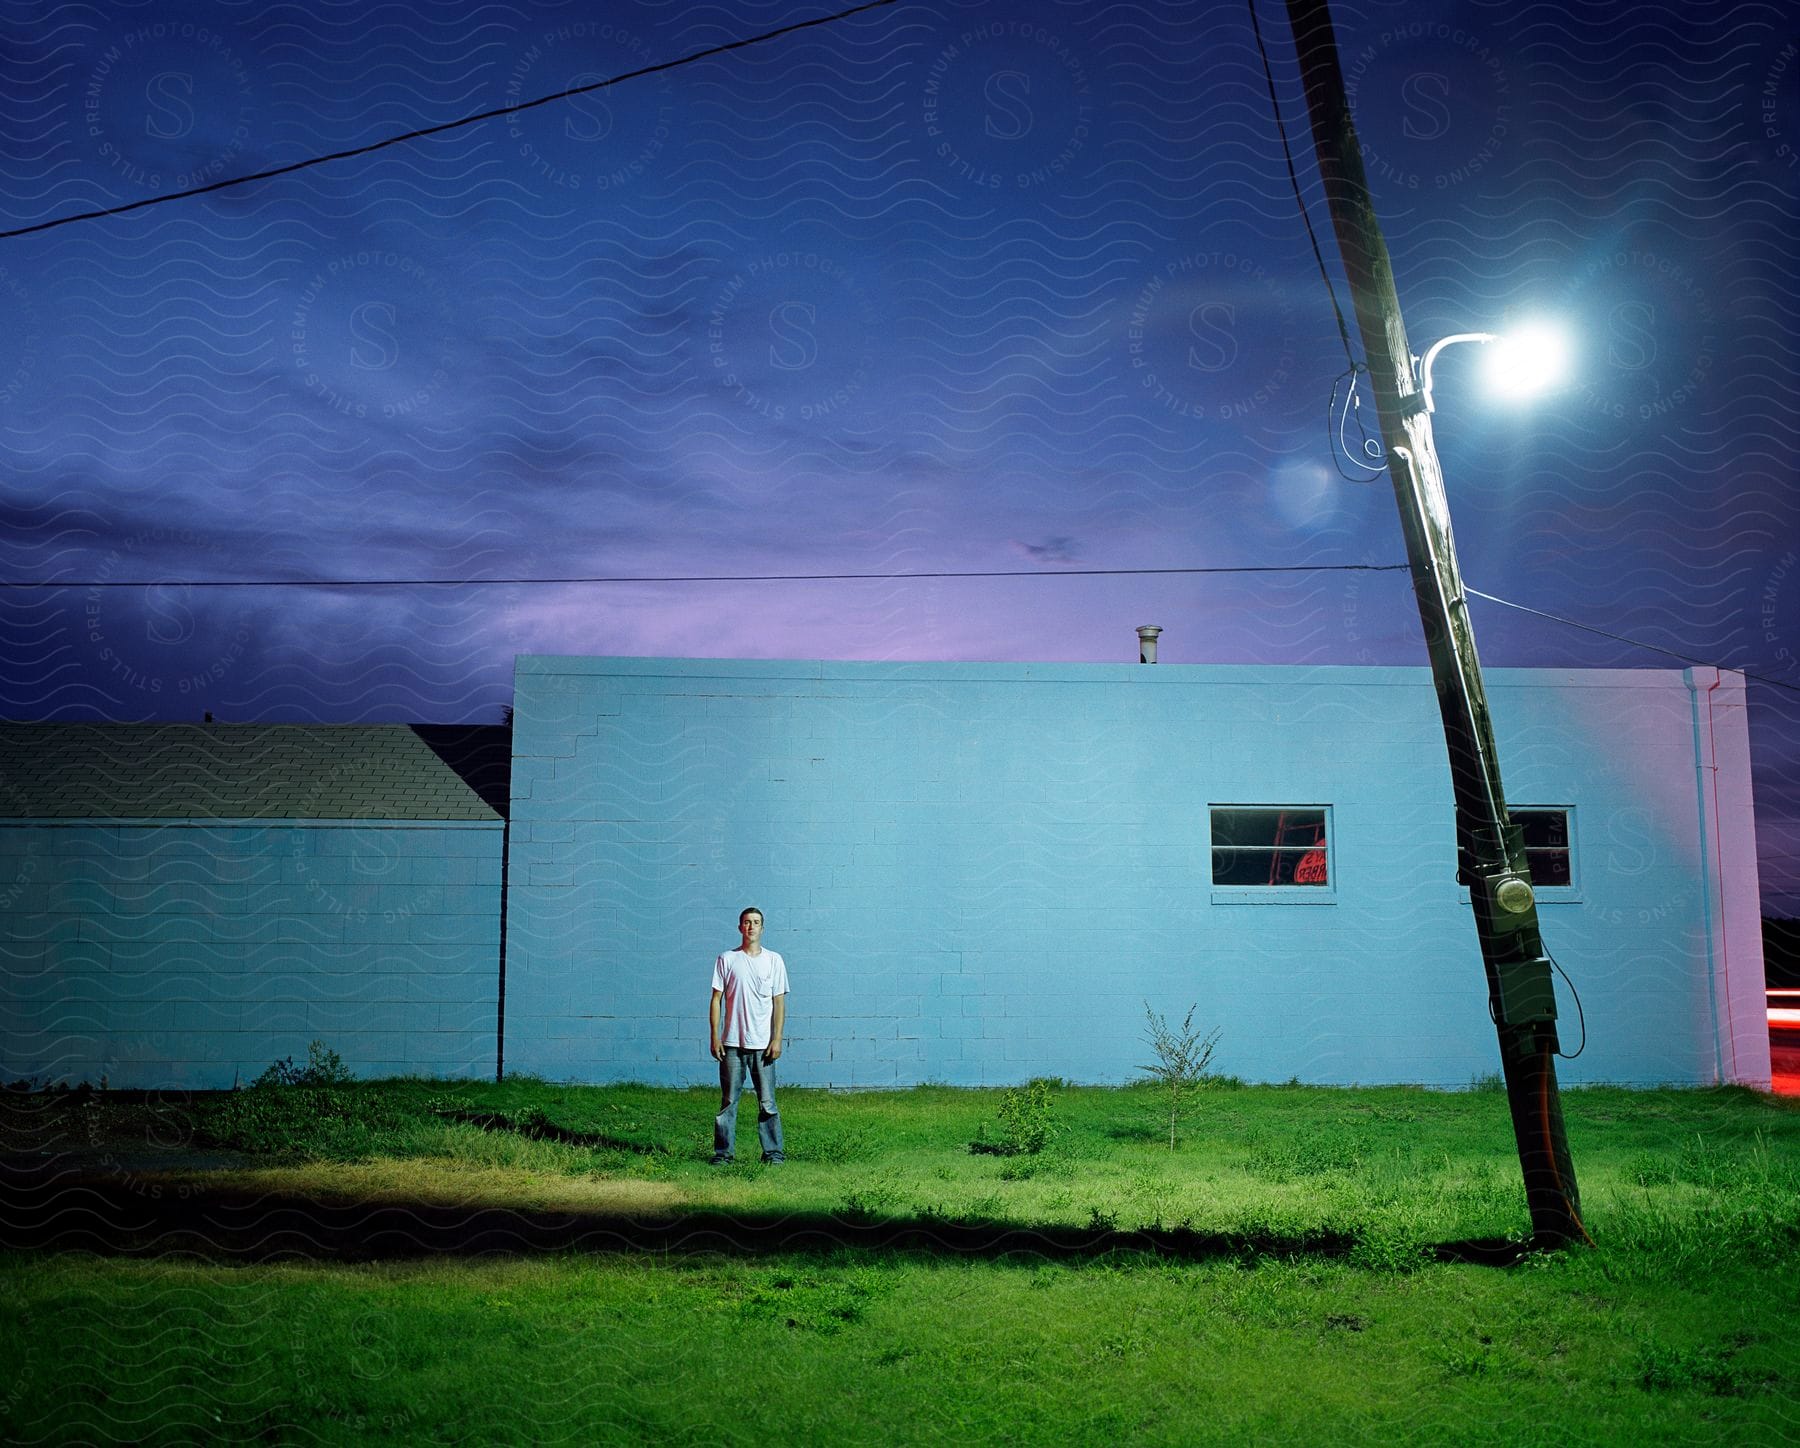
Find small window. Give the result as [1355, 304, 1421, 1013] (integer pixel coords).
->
[1512, 808, 1572, 887]
[1210, 806, 1330, 887]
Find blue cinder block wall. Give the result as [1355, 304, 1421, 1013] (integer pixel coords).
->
[1, 820, 501, 1089]
[503, 657, 1764, 1089]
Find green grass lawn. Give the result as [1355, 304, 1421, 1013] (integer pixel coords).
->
[3, 1076, 1796, 1445]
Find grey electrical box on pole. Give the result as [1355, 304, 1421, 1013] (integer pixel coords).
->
[1280, 0, 1586, 1247]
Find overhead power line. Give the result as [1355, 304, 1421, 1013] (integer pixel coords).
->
[1466, 586, 1800, 698]
[9, 557, 1790, 694]
[0, 0, 900, 242]
[0, 563, 1411, 589]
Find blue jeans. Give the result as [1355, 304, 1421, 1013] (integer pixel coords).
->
[714, 1047, 784, 1162]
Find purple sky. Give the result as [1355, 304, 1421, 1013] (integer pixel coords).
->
[1, 0, 1796, 912]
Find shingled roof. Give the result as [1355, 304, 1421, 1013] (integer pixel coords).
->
[0, 724, 509, 821]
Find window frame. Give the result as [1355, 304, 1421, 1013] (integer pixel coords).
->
[1509, 805, 1579, 900]
[1454, 806, 1581, 905]
[1207, 803, 1337, 905]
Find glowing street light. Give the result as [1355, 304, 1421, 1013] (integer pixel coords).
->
[1418, 322, 1572, 412]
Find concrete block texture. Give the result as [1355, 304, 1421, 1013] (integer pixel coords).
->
[2, 819, 502, 1088]
[504, 658, 1765, 1089]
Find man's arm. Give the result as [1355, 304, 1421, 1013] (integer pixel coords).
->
[709, 989, 724, 1061]
[765, 993, 786, 1063]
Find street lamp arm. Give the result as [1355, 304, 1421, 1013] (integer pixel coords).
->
[1419, 331, 1497, 413]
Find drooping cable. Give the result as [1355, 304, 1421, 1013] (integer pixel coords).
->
[1248, 0, 1383, 481]
[1246, 0, 1358, 372]
[0, 0, 901, 242]
[1549, 952, 1586, 1060]
[1328, 365, 1385, 481]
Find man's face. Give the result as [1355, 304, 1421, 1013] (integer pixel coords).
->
[739, 912, 763, 948]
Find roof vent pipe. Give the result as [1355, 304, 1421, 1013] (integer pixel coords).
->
[1136, 625, 1162, 664]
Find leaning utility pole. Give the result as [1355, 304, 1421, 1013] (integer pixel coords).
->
[1281, 0, 1586, 1246]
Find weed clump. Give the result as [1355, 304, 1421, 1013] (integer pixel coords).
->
[254, 1039, 354, 1089]
[198, 1040, 406, 1158]
[838, 1177, 904, 1219]
[971, 1078, 1060, 1156]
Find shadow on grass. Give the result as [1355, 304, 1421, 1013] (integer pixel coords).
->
[0, 1156, 1355, 1267]
[1428, 1236, 1536, 1266]
[1101, 1125, 1164, 1143]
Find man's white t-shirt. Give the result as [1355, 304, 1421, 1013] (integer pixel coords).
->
[712, 948, 789, 1050]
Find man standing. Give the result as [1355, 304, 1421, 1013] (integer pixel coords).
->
[709, 906, 788, 1164]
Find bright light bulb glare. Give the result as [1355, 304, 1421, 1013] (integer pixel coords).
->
[1481, 324, 1571, 401]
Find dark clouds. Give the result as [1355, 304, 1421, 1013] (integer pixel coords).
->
[0, 0, 1794, 908]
